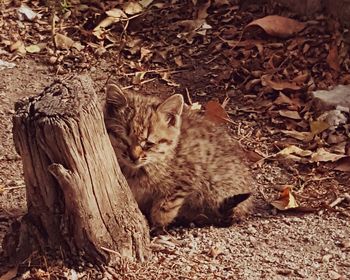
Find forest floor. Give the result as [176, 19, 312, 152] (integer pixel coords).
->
[1, 1, 350, 279]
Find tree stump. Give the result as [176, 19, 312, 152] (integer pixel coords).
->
[3, 75, 150, 265]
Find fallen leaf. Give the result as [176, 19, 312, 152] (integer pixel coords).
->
[281, 130, 312, 141]
[123, 2, 143, 15]
[327, 41, 340, 72]
[311, 148, 346, 162]
[261, 75, 301, 91]
[17, 4, 38, 21]
[197, 0, 211, 20]
[278, 110, 302, 120]
[0, 266, 18, 280]
[139, 0, 154, 8]
[10, 40, 26, 55]
[333, 157, 350, 172]
[54, 33, 74, 49]
[25, 44, 41, 53]
[93, 9, 127, 39]
[208, 245, 224, 258]
[310, 120, 330, 135]
[278, 145, 313, 157]
[204, 100, 234, 124]
[246, 15, 306, 38]
[271, 186, 298, 210]
[189, 102, 202, 111]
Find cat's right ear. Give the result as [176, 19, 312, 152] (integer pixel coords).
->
[106, 84, 128, 107]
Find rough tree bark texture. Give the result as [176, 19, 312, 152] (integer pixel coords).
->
[3, 75, 150, 264]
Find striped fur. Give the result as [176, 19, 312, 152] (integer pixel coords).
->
[104, 84, 254, 232]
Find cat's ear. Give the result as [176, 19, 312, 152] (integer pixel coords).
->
[106, 84, 128, 107]
[157, 94, 184, 116]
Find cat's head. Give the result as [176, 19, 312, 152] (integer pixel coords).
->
[104, 84, 184, 169]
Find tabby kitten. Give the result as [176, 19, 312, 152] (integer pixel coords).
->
[104, 84, 254, 232]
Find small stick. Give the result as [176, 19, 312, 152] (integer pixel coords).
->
[329, 197, 345, 208]
[100, 246, 122, 257]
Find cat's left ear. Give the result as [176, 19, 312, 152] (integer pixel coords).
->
[157, 94, 184, 116]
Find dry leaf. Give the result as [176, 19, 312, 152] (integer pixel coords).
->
[310, 120, 330, 135]
[271, 186, 298, 210]
[327, 42, 340, 72]
[0, 266, 18, 280]
[261, 75, 301, 91]
[278, 110, 302, 120]
[208, 245, 224, 258]
[197, 0, 211, 20]
[17, 4, 38, 21]
[139, 0, 154, 8]
[54, 33, 74, 49]
[93, 9, 127, 39]
[246, 15, 306, 38]
[333, 157, 350, 172]
[204, 100, 234, 124]
[10, 40, 26, 54]
[25, 44, 41, 53]
[189, 102, 202, 111]
[123, 2, 143, 15]
[281, 130, 312, 141]
[278, 145, 313, 157]
[311, 148, 346, 162]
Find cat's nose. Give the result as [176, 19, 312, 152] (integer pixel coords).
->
[130, 145, 143, 162]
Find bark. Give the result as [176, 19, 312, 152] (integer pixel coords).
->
[3, 75, 150, 265]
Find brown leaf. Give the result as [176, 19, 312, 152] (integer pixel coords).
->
[278, 110, 302, 120]
[261, 75, 301, 91]
[0, 266, 18, 280]
[333, 157, 350, 172]
[54, 33, 74, 50]
[246, 15, 306, 38]
[197, 0, 211, 19]
[271, 186, 299, 210]
[204, 100, 234, 124]
[327, 42, 340, 73]
[280, 130, 312, 141]
[311, 148, 346, 162]
[310, 120, 330, 135]
[208, 245, 224, 258]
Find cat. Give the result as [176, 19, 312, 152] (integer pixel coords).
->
[104, 84, 254, 232]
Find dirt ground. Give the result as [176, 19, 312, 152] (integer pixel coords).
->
[1, 1, 350, 279]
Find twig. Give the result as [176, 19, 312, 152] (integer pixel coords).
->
[100, 246, 122, 257]
[185, 88, 192, 105]
[3, 186, 26, 191]
[329, 197, 345, 208]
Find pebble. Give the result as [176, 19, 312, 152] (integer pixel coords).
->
[322, 254, 333, 263]
[328, 270, 341, 280]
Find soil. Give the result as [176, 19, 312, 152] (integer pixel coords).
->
[1, 1, 350, 279]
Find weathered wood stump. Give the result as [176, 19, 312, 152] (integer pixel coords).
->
[3, 75, 150, 264]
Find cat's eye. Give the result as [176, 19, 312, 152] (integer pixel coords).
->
[143, 141, 155, 150]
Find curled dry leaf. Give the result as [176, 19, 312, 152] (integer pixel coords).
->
[280, 130, 312, 141]
[271, 186, 298, 210]
[123, 2, 143, 15]
[261, 75, 301, 91]
[246, 15, 306, 38]
[25, 44, 41, 53]
[310, 120, 330, 135]
[204, 100, 234, 124]
[311, 148, 346, 162]
[93, 8, 127, 39]
[278, 110, 302, 120]
[333, 157, 350, 172]
[327, 41, 340, 73]
[0, 266, 18, 280]
[278, 145, 313, 157]
[54, 33, 74, 49]
[10, 40, 26, 55]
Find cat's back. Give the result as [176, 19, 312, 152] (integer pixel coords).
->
[176, 109, 253, 193]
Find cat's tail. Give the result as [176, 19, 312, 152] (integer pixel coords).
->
[218, 193, 252, 226]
